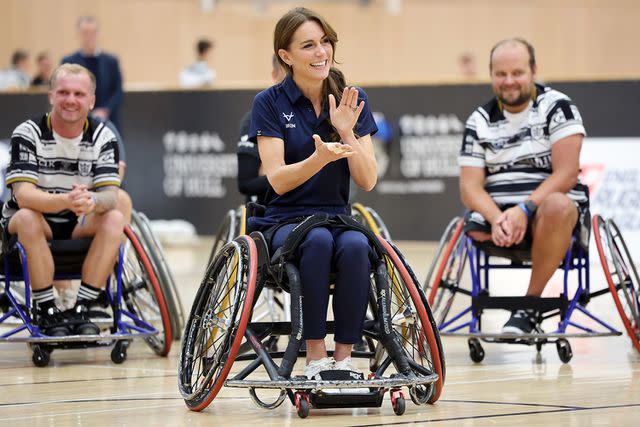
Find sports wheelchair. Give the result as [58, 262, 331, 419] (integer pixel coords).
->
[0, 224, 173, 366]
[205, 203, 394, 352]
[178, 214, 444, 418]
[131, 210, 185, 340]
[424, 213, 639, 363]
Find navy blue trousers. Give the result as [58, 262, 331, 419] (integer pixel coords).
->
[271, 224, 371, 344]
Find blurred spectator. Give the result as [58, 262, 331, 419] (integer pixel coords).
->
[62, 16, 124, 131]
[0, 50, 31, 90]
[31, 52, 53, 87]
[458, 52, 478, 79]
[179, 38, 216, 88]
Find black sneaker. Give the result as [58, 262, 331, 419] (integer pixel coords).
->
[37, 305, 72, 337]
[68, 302, 101, 336]
[502, 309, 538, 334]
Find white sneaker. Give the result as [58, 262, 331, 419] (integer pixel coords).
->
[333, 357, 356, 371]
[304, 357, 334, 379]
[333, 357, 368, 394]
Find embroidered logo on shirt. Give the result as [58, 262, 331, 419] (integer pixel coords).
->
[283, 112, 294, 122]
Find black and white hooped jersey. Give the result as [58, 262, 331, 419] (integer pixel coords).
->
[3, 114, 120, 221]
[459, 84, 588, 206]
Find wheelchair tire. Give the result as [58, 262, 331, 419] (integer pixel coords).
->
[593, 215, 640, 353]
[131, 210, 185, 341]
[423, 216, 461, 293]
[178, 235, 257, 412]
[206, 209, 239, 269]
[122, 225, 173, 356]
[32, 345, 51, 367]
[351, 203, 392, 241]
[378, 237, 445, 403]
[427, 218, 468, 326]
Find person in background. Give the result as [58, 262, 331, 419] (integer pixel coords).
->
[0, 50, 31, 90]
[31, 52, 53, 87]
[179, 38, 216, 88]
[62, 16, 124, 132]
[236, 54, 286, 204]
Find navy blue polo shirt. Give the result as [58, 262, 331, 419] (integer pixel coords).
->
[249, 75, 377, 222]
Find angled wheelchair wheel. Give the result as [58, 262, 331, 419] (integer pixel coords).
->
[423, 216, 461, 293]
[178, 235, 257, 412]
[593, 215, 640, 352]
[131, 210, 185, 341]
[206, 207, 244, 269]
[351, 203, 392, 241]
[426, 218, 468, 325]
[121, 225, 173, 356]
[378, 237, 445, 403]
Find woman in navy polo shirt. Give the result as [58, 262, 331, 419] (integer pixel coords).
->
[249, 7, 378, 379]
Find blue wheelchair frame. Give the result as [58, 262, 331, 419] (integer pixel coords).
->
[432, 225, 622, 362]
[0, 236, 165, 365]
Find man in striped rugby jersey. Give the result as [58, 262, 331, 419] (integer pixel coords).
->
[459, 39, 589, 334]
[1, 64, 126, 336]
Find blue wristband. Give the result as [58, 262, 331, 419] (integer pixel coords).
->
[517, 202, 532, 219]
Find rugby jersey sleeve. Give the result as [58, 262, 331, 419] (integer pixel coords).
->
[546, 99, 586, 144]
[93, 124, 121, 188]
[458, 111, 485, 168]
[249, 90, 282, 142]
[5, 121, 39, 187]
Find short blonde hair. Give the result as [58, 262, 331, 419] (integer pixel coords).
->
[50, 63, 96, 94]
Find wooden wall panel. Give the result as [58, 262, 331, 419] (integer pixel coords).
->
[0, 0, 638, 89]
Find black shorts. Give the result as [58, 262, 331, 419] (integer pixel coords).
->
[0, 213, 78, 244]
[463, 201, 591, 249]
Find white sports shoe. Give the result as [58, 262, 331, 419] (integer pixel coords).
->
[333, 357, 356, 371]
[304, 357, 335, 379]
[333, 357, 368, 394]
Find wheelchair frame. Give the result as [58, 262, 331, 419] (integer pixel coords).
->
[179, 218, 444, 418]
[425, 215, 635, 363]
[0, 225, 173, 366]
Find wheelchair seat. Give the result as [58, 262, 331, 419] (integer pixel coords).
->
[1, 237, 93, 277]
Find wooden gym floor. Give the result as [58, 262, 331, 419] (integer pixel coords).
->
[0, 239, 638, 426]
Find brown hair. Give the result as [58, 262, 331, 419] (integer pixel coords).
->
[50, 63, 96, 94]
[274, 7, 348, 140]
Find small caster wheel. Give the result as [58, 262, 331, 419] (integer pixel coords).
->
[295, 392, 310, 418]
[391, 390, 406, 416]
[111, 341, 128, 364]
[556, 339, 573, 363]
[468, 338, 485, 363]
[536, 342, 543, 353]
[32, 345, 51, 367]
[409, 384, 432, 405]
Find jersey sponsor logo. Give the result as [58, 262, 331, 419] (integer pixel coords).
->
[283, 112, 294, 122]
[285, 123, 296, 128]
[98, 151, 115, 164]
[549, 108, 567, 132]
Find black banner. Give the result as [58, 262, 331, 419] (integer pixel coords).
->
[1, 80, 638, 239]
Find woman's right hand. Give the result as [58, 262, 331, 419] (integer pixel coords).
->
[313, 134, 355, 164]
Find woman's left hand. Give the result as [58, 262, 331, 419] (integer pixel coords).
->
[329, 86, 365, 137]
